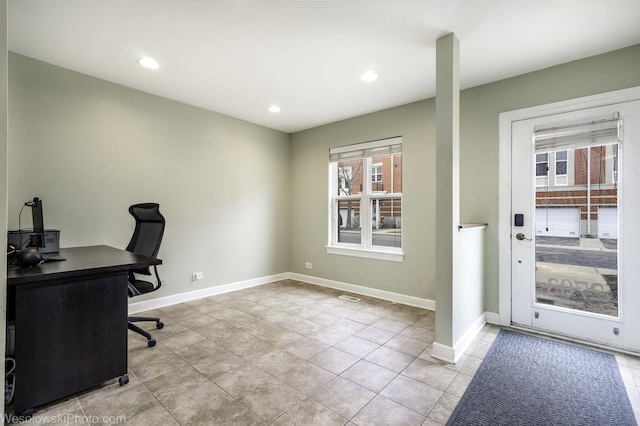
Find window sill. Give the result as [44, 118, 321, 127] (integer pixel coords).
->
[326, 245, 404, 262]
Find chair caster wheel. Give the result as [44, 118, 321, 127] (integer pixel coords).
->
[148, 339, 156, 347]
[119, 374, 129, 386]
[156, 321, 164, 329]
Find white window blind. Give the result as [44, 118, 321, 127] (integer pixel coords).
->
[330, 137, 402, 162]
[534, 115, 623, 153]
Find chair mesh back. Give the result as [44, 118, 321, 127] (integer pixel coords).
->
[126, 203, 165, 273]
[130, 222, 164, 257]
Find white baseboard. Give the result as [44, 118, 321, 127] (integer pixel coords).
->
[454, 312, 487, 359]
[485, 311, 500, 325]
[289, 272, 435, 311]
[431, 342, 455, 363]
[128, 273, 289, 314]
[431, 312, 488, 364]
[131, 272, 435, 314]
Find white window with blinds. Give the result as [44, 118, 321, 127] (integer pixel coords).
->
[328, 137, 403, 262]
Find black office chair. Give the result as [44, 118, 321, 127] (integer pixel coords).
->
[126, 203, 165, 347]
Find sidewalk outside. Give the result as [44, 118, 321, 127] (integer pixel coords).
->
[535, 237, 618, 316]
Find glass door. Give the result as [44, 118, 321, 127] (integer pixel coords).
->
[534, 143, 618, 317]
[511, 100, 640, 351]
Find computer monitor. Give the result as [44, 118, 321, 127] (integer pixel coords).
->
[7, 197, 60, 253]
[32, 197, 44, 233]
[30, 197, 45, 248]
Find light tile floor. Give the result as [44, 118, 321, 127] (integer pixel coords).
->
[8, 279, 640, 425]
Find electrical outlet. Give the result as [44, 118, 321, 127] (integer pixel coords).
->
[192, 272, 204, 281]
[304, 262, 312, 269]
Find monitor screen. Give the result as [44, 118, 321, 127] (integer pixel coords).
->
[31, 197, 44, 233]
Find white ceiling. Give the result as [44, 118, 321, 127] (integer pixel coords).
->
[8, 0, 640, 133]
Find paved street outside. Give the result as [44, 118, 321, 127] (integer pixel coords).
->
[535, 237, 618, 316]
[339, 228, 401, 247]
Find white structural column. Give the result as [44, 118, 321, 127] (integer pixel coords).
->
[433, 33, 460, 362]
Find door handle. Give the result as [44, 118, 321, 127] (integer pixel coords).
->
[515, 233, 531, 241]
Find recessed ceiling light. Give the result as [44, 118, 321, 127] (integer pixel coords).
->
[361, 70, 378, 82]
[138, 57, 159, 70]
[268, 105, 281, 113]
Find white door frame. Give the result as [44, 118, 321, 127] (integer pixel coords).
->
[498, 86, 640, 330]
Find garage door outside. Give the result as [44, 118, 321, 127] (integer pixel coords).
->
[535, 206, 580, 238]
[598, 206, 618, 239]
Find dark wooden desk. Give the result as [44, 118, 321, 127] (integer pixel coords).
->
[6, 245, 161, 416]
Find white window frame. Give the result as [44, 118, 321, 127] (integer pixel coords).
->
[372, 163, 383, 183]
[327, 137, 403, 262]
[535, 152, 549, 187]
[554, 150, 568, 186]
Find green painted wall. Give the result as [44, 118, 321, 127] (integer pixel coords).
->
[8, 44, 640, 315]
[291, 44, 640, 313]
[291, 100, 437, 300]
[8, 53, 291, 301]
[460, 44, 640, 313]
